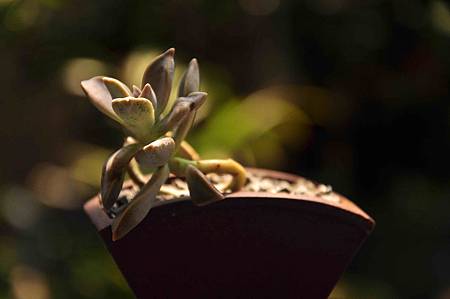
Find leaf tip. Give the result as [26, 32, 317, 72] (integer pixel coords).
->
[165, 47, 175, 56]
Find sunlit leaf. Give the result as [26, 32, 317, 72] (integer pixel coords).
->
[102, 77, 132, 97]
[135, 137, 175, 168]
[111, 97, 155, 142]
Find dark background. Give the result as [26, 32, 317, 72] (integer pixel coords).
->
[0, 0, 449, 298]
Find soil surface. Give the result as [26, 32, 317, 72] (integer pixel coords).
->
[159, 171, 340, 203]
[111, 171, 341, 217]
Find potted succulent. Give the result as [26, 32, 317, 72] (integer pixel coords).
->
[82, 48, 375, 298]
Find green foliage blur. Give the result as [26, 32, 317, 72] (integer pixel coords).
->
[0, 0, 449, 298]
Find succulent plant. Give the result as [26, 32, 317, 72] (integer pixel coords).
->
[81, 48, 246, 240]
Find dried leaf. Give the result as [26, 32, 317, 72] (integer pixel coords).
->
[141, 48, 175, 117]
[135, 137, 175, 168]
[178, 58, 199, 97]
[186, 165, 224, 206]
[101, 143, 141, 212]
[112, 165, 170, 241]
[111, 97, 155, 142]
[80, 76, 122, 123]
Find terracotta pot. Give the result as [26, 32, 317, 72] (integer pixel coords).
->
[84, 168, 374, 299]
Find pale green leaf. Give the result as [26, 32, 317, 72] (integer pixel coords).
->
[135, 137, 175, 168]
[112, 97, 155, 143]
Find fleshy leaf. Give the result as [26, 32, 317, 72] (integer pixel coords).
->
[132, 85, 141, 97]
[80, 76, 122, 123]
[102, 77, 132, 97]
[186, 165, 224, 206]
[112, 165, 170, 241]
[135, 137, 175, 168]
[139, 83, 158, 112]
[177, 92, 207, 111]
[112, 97, 155, 142]
[141, 48, 175, 117]
[178, 58, 199, 97]
[171, 92, 207, 147]
[173, 112, 195, 149]
[101, 143, 141, 212]
[154, 101, 191, 135]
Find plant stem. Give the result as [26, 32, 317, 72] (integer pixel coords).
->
[178, 141, 200, 160]
[127, 158, 147, 187]
[169, 157, 246, 191]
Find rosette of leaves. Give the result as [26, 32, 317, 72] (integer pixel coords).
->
[81, 49, 246, 240]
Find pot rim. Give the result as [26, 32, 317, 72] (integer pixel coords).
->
[84, 167, 375, 234]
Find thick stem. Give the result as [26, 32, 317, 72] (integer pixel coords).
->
[169, 157, 246, 191]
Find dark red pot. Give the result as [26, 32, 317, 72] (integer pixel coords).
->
[84, 168, 374, 299]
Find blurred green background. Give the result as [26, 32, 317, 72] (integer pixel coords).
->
[1, 0, 449, 298]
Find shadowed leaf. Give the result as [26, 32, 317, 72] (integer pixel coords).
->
[141, 48, 175, 117]
[135, 137, 175, 168]
[186, 165, 224, 206]
[132, 85, 141, 97]
[171, 92, 207, 147]
[178, 58, 199, 97]
[139, 83, 158, 112]
[173, 112, 196, 149]
[112, 165, 170, 241]
[155, 101, 191, 135]
[101, 143, 141, 212]
[80, 76, 122, 123]
[177, 92, 207, 111]
[112, 97, 155, 142]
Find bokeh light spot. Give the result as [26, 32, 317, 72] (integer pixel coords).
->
[62, 58, 109, 96]
[431, 1, 450, 35]
[10, 265, 51, 299]
[1, 186, 41, 230]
